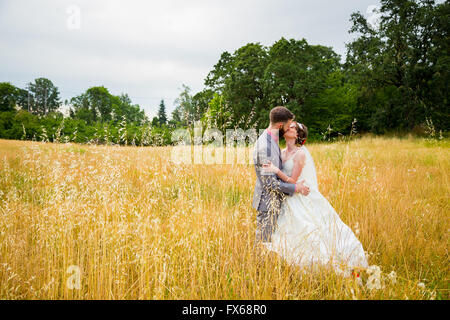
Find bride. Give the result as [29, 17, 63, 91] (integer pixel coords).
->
[262, 121, 369, 277]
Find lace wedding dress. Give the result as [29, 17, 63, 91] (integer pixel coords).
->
[264, 146, 369, 277]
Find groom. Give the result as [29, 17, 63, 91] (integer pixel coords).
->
[253, 106, 310, 245]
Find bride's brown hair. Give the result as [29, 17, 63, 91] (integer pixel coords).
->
[295, 122, 308, 146]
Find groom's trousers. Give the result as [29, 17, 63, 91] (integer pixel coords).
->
[255, 208, 279, 244]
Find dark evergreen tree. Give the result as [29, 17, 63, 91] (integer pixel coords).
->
[157, 99, 167, 126]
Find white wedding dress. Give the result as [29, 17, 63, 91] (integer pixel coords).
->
[264, 146, 369, 277]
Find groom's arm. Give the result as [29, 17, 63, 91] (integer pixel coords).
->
[256, 148, 296, 196]
[262, 173, 296, 196]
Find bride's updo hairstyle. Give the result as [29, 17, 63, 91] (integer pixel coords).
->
[295, 122, 308, 146]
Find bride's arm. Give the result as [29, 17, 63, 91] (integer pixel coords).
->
[264, 164, 296, 183]
[262, 151, 306, 183]
[290, 151, 306, 183]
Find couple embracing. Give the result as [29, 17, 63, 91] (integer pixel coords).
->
[253, 106, 368, 277]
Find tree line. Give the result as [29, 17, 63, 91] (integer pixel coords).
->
[0, 0, 448, 146]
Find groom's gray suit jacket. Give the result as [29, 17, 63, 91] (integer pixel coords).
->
[253, 130, 296, 242]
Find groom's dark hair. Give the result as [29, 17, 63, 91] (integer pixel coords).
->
[269, 106, 294, 124]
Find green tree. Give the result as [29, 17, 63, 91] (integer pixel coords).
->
[304, 71, 359, 137]
[204, 37, 342, 133]
[113, 94, 147, 125]
[70, 86, 112, 124]
[345, 0, 449, 132]
[206, 43, 269, 129]
[0, 82, 19, 112]
[151, 116, 159, 127]
[157, 99, 167, 125]
[263, 38, 341, 129]
[14, 109, 41, 140]
[172, 85, 196, 127]
[70, 87, 147, 125]
[27, 78, 61, 116]
[171, 107, 182, 124]
[192, 89, 214, 121]
[202, 92, 232, 136]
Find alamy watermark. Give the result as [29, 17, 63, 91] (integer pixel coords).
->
[66, 5, 81, 30]
[66, 265, 81, 290]
[170, 124, 275, 166]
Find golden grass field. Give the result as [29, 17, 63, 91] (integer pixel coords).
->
[0, 135, 448, 299]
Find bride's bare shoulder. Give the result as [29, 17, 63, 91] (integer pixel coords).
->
[293, 147, 306, 163]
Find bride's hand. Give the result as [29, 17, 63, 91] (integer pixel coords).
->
[295, 179, 310, 195]
[262, 161, 279, 174]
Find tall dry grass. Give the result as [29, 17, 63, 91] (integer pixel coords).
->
[0, 135, 448, 299]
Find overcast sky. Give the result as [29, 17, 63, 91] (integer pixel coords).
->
[0, 0, 382, 119]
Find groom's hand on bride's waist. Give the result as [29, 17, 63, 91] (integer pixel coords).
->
[295, 180, 310, 196]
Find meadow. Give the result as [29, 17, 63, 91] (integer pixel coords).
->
[0, 135, 448, 299]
